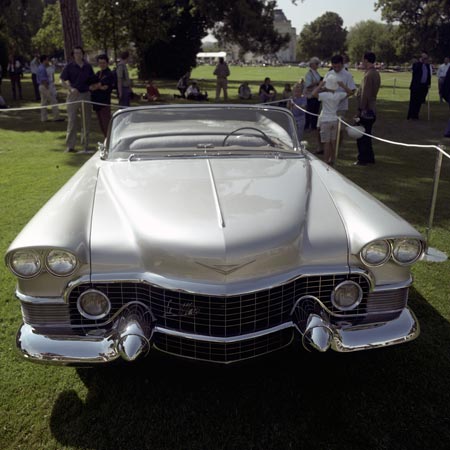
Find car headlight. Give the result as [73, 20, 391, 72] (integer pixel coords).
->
[392, 238, 423, 265]
[360, 240, 391, 266]
[46, 249, 77, 276]
[8, 249, 42, 278]
[77, 290, 111, 320]
[331, 280, 363, 311]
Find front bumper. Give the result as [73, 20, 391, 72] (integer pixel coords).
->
[16, 307, 420, 365]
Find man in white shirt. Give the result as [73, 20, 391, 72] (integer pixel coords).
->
[312, 75, 354, 166]
[437, 57, 449, 102]
[324, 54, 356, 119]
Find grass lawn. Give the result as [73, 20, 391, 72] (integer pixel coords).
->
[1, 67, 450, 450]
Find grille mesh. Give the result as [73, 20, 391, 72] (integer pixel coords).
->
[153, 328, 294, 363]
[67, 274, 372, 335]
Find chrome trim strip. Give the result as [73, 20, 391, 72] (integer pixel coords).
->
[372, 277, 413, 292]
[16, 290, 65, 305]
[206, 158, 225, 228]
[65, 267, 371, 300]
[153, 323, 294, 343]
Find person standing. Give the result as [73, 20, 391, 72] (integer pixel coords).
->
[7, 55, 23, 100]
[289, 82, 307, 141]
[117, 50, 131, 107]
[354, 52, 381, 166]
[30, 51, 41, 101]
[304, 57, 322, 131]
[37, 55, 61, 122]
[407, 52, 431, 120]
[89, 54, 114, 138]
[312, 76, 353, 166]
[213, 57, 230, 101]
[324, 54, 356, 121]
[60, 46, 95, 152]
[437, 57, 450, 102]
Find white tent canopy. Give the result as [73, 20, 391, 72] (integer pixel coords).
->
[196, 51, 226, 59]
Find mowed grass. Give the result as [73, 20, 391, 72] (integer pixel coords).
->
[1, 67, 450, 450]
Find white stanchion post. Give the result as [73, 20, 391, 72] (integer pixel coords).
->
[423, 145, 448, 262]
[335, 119, 342, 159]
[81, 100, 87, 150]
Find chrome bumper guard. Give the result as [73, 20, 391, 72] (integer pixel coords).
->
[16, 301, 420, 365]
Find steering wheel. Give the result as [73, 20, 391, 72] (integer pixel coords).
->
[222, 127, 275, 147]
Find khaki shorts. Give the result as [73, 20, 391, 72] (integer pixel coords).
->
[319, 120, 339, 143]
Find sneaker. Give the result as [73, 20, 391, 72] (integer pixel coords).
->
[65, 148, 76, 153]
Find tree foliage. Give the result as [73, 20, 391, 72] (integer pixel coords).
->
[0, 0, 44, 58]
[346, 21, 398, 65]
[375, 0, 450, 60]
[297, 12, 347, 61]
[31, 3, 64, 56]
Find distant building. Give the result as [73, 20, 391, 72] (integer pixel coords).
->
[273, 9, 297, 63]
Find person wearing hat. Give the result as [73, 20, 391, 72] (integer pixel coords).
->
[312, 75, 354, 166]
[304, 57, 322, 130]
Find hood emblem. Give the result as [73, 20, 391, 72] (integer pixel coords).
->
[195, 260, 256, 275]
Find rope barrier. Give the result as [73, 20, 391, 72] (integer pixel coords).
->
[0, 99, 123, 112]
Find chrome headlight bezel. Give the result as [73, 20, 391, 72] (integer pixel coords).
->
[391, 238, 424, 266]
[77, 289, 111, 320]
[331, 280, 363, 311]
[360, 240, 391, 267]
[45, 249, 78, 277]
[7, 249, 42, 279]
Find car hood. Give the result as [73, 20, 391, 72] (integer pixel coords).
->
[89, 157, 349, 294]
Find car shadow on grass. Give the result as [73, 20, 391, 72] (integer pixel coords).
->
[49, 287, 450, 450]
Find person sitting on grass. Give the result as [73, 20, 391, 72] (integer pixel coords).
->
[312, 75, 353, 166]
[238, 81, 252, 100]
[186, 81, 208, 101]
[174, 71, 190, 98]
[144, 80, 160, 102]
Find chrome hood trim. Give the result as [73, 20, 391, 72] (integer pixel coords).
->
[89, 158, 349, 285]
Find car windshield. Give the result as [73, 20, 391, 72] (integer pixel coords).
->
[107, 105, 301, 160]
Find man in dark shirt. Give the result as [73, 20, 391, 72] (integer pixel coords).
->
[407, 52, 431, 120]
[60, 46, 95, 152]
[259, 77, 277, 103]
[89, 54, 114, 138]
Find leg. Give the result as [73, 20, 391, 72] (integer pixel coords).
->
[357, 116, 376, 164]
[80, 92, 92, 149]
[66, 91, 80, 150]
[215, 80, 221, 100]
[39, 85, 50, 121]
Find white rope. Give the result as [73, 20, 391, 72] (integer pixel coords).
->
[290, 99, 449, 159]
[0, 99, 123, 112]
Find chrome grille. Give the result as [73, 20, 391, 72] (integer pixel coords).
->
[67, 274, 372, 336]
[21, 303, 70, 327]
[367, 288, 408, 313]
[153, 328, 294, 363]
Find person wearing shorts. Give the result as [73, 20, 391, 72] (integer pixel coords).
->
[312, 75, 353, 166]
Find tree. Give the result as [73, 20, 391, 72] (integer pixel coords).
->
[31, 3, 64, 56]
[0, 0, 44, 58]
[346, 21, 398, 65]
[79, 0, 129, 61]
[59, 0, 82, 60]
[297, 12, 347, 61]
[375, 0, 450, 60]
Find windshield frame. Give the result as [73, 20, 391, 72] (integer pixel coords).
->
[105, 104, 303, 160]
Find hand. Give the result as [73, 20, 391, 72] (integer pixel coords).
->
[337, 81, 345, 88]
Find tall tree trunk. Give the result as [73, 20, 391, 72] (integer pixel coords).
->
[59, 0, 82, 61]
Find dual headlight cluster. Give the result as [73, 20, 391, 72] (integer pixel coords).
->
[7, 248, 78, 278]
[360, 238, 423, 267]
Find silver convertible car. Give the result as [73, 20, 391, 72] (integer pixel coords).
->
[6, 105, 425, 365]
